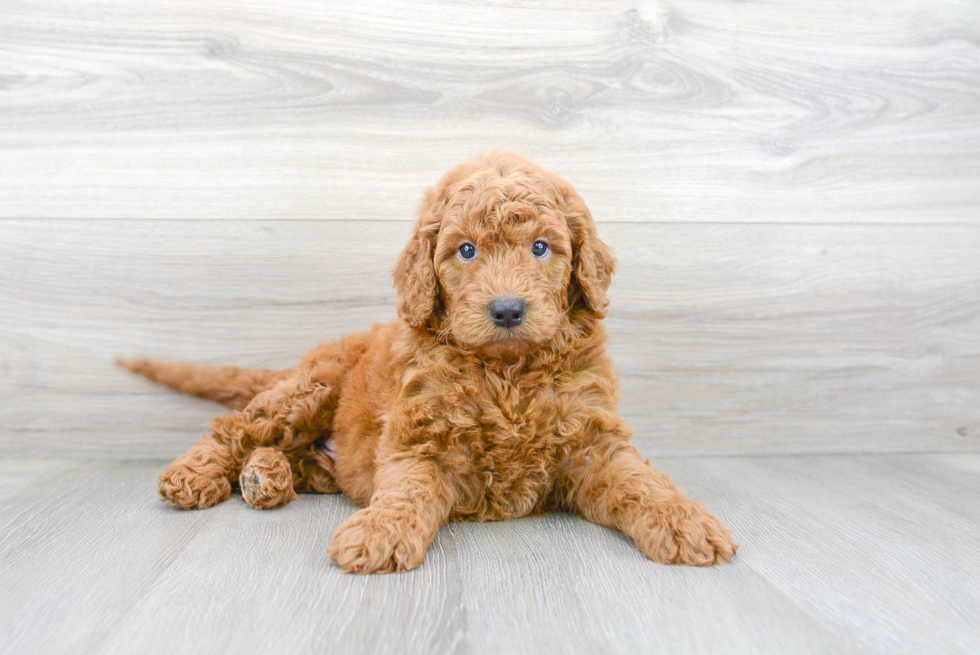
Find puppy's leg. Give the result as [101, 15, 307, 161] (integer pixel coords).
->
[239, 447, 297, 510]
[158, 435, 234, 510]
[328, 457, 453, 574]
[159, 360, 344, 509]
[288, 442, 341, 494]
[565, 445, 737, 566]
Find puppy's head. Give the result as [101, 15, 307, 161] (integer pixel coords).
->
[393, 152, 615, 356]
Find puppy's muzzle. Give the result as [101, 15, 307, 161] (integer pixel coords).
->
[487, 297, 527, 329]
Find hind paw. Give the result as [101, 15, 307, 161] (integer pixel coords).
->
[159, 463, 231, 509]
[239, 448, 297, 510]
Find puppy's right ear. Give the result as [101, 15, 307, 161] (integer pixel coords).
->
[392, 188, 442, 329]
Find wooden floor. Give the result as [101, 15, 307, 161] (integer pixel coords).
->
[3, 220, 979, 459]
[2, 455, 978, 654]
[2, 0, 979, 459]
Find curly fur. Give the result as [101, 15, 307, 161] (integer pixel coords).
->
[120, 152, 737, 573]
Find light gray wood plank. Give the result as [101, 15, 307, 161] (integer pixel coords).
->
[447, 512, 861, 655]
[657, 455, 980, 653]
[0, 0, 978, 223]
[1, 220, 978, 457]
[906, 453, 980, 499]
[0, 461, 214, 653]
[0, 459, 77, 501]
[1, 456, 978, 654]
[96, 494, 471, 655]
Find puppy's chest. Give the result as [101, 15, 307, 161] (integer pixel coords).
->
[440, 381, 569, 521]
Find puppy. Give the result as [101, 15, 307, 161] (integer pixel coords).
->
[121, 152, 737, 573]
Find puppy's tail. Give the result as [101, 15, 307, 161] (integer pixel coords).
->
[116, 357, 291, 410]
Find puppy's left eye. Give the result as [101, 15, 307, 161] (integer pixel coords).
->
[457, 242, 478, 261]
[531, 241, 550, 258]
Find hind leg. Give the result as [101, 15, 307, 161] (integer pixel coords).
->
[159, 354, 346, 509]
[240, 447, 298, 509]
[159, 435, 234, 509]
[240, 441, 340, 509]
[289, 440, 341, 494]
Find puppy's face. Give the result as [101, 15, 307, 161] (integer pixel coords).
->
[393, 152, 615, 357]
[434, 200, 573, 356]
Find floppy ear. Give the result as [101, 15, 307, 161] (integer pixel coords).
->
[392, 189, 442, 329]
[564, 188, 616, 319]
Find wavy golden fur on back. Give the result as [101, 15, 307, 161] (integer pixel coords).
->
[120, 152, 737, 573]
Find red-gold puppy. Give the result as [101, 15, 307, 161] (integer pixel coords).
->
[121, 152, 737, 573]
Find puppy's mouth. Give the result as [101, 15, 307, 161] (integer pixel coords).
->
[476, 325, 546, 356]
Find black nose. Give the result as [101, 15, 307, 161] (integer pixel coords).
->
[488, 297, 527, 329]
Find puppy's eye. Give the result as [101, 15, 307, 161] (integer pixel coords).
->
[457, 243, 477, 261]
[531, 241, 550, 258]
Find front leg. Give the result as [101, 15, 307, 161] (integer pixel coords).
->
[328, 456, 454, 574]
[565, 444, 737, 566]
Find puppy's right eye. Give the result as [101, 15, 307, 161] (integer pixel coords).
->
[457, 243, 477, 261]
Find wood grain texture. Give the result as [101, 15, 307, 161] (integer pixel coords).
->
[0, 0, 978, 223]
[662, 455, 980, 653]
[1, 220, 977, 458]
[0, 455, 977, 654]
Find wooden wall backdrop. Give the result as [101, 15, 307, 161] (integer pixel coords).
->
[1, 0, 978, 457]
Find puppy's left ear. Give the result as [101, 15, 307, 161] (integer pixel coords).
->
[564, 188, 616, 319]
[392, 189, 442, 329]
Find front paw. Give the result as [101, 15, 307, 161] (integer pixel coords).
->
[328, 508, 428, 574]
[158, 463, 231, 510]
[634, 500, 738, 566]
